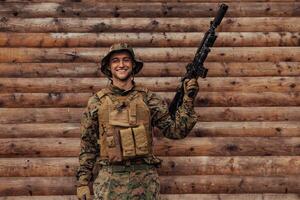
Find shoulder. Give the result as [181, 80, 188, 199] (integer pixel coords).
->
[87, 94, 99, 106]
[134, 85, 149, 95]
[95, 88, 111, 100]
[86, 91, 104, 112]
[134, 85, 151, 97]
[135, 86, 164, 107]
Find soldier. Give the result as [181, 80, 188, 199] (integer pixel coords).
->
[76, 43, 199, 200]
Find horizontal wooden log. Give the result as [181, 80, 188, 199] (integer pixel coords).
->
[0, 63, 101, 77]
[196, 107, 300, 121]
[0, 177, 75, 196]
[0, 108, 83, 123]
[0, 138, 79, 157]
[1, 121, 299, 138]
[193, 92, 300, 107]
[0, 3, 299, 17]
[0, 157, 77, 177]
[1, 106, 300, 123]
[1, 194, 300, 200]
[0, 77, 298, 93]
[192, 121, 300, 137]
[0, 93, 91, 108]
[1, 62, 299, 77]
[160, 175, 300, 194]
[1, 91, 300, 108]
[160, 156, 300, 176]
[1, 47, 299, 63]
[3, 0, 299, 2]
[0, 137, 299, 157]
[1, 176, 300, 195]
[95, 0, 300, 1]
[1, 32, 299, 47]
[1, 156, 300, 177]
[0, 18, 299, 32]
[0, 196, 80, 200]
[0, 123, 79, 138]
[154, 137, 300, 156]
[162, 194, 300, 200]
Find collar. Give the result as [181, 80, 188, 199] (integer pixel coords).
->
[108, 81, 135, 96]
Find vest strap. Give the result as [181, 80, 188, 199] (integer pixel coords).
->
[96, 88, 111, 100]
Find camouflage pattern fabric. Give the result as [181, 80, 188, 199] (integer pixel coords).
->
[93, 167, 160, 200]
[77, 82, 198, 197]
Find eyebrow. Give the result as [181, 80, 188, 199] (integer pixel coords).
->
[111, 56, 131, 60]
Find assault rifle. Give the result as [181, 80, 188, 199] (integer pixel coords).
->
[168, 4, 228, 119]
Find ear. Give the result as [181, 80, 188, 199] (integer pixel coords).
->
[105, 65, 112, 77]
[132, 62, 137, 73]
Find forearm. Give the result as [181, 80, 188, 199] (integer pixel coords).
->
[77, 129, 99, 186]
[149, 91, 197, 139]
[158, 99, 197, 139]
[77, 151, 97, 186]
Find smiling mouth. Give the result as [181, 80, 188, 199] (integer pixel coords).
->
[116, 69, 128, 72]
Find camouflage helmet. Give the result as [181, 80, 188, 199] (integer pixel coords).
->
[101, 43, 143, 77]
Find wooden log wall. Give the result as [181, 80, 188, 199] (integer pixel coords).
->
[0, 0, 299, 199]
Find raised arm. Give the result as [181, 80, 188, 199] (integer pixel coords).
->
[147, 79, 198, 139]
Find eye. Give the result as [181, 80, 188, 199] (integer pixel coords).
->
[123, 57, 131, 62]
[111, 58, 119, 63]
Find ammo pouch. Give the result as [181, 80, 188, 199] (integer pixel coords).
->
[120, 125, 150, 158]
[132, 125, 149, 156]
[106, 125, 150, 162]
[106, 129, 123, 163]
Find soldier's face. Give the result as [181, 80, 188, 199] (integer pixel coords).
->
[109, 51, 133, 81]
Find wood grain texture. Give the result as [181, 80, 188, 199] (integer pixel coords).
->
[0, 176, 300, 195]
[160, 175, 300, 194]
[1, 121, 299, 138]
[1, 106, 300, 123]
[0, 77, 298, 93]
[2, 0, 299, 2]
[0, 18, 299, 32]
[0, 32, 299, 47]
[1, 62, 299, 77]
[0, 123, 80, 138]
[1, 91, 300, 107]
[191, 121, 300, 137]
[1, 194, 300, 200]
[0, 3, 299, 17]
[0, 137, 299, 157]
[0, 156, 299, 177]
[0, 47, 299, 62]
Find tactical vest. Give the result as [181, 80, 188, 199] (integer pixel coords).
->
[96, 87, 153, 163]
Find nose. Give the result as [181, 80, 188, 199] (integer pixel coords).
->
[119, 60, 125, 67]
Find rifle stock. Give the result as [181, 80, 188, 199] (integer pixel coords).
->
[168, 4, 228, 119]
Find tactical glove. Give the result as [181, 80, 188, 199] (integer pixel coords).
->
[77, 185, 91, 200]
[183, 78, 199, 103]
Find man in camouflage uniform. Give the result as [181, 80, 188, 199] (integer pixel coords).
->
[76, 43, 198, 200]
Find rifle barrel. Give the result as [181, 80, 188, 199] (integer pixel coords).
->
[212, 4, 229, 27]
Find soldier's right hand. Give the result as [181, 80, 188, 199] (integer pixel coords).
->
[77, 185, 91, 200]
[183, 78, 199, 100]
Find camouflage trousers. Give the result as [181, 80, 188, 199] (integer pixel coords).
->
[93, 166, 160, 200]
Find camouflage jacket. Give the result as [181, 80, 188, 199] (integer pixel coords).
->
[76, 83, 197, 186]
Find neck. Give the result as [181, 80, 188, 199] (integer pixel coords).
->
[111, 77, 134, 91]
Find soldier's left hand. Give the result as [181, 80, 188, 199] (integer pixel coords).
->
[77, 185, 91, 200]
[183, 78, 199, 100]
